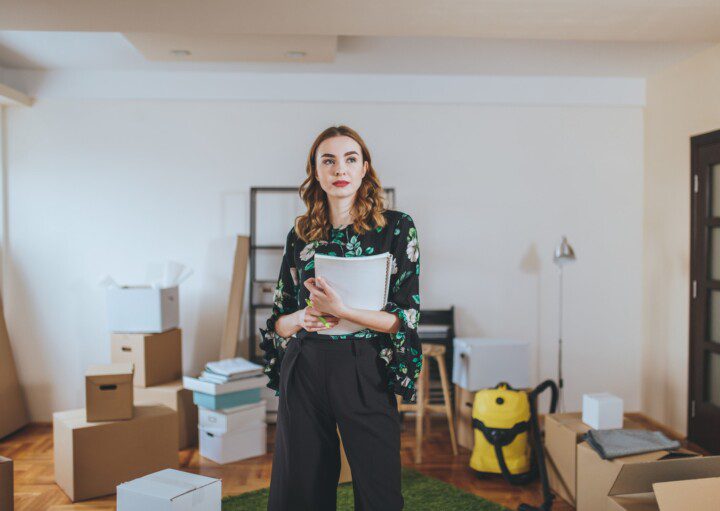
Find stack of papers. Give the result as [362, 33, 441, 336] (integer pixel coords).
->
[199, 357, 264, 384]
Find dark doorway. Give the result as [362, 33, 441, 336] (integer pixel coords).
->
[689, 129, 720, 454]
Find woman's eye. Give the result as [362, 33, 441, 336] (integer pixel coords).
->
[348, 157, 357, 163]
[323, 159, 334, 165]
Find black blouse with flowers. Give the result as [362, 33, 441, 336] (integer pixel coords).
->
[258, 209, 422, 402]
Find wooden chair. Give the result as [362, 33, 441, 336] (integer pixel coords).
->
[396, 342, 458, 463]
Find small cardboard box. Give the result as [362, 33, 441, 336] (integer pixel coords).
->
[545, 413, 642, 507]
[111, 328, 182, 388]
[85, 363, 134, 422]
[576, 440, 699, 511]
[199, 421, 266, 464]
[454, 384, 475, 450]
[582, 393, 623, 430]
[0, 456, 12, 511]
[53, 405, 179, 502]
[606, 455, 720, 510]
[117, 468, 221, 511]
[107, 285, 179, 333]
[134, 380, 198, 449]
[199, 399, 266, 434]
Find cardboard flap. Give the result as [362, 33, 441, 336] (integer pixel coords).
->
[609, 455, 720, 496]
[120, 468, 219, 500]
[86, 363, 134, 377]
[654, 477, 720, 510]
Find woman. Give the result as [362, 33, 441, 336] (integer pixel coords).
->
[259, 125, 421, 511]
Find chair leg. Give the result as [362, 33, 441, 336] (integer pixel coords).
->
[436, 353, 458, 456]
[415, 363, 425, 464]
[423, 359, 431, 435]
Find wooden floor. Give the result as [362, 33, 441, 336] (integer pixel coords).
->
[0, 413, 686, 511]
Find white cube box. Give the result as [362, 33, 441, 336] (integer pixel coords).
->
[199, 421, 266, 465]
[452, 338, 531, 391]
[107, 285, 179, 333]
[582, 392, 624, 430]
[199, 400, 266, 434]
[117, 468, 221, 511]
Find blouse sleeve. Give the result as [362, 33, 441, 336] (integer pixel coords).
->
[259, 227, 301, 395]
[382, 213, 422, 402]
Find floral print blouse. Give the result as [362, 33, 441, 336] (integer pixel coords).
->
[259, 209, 422, 402]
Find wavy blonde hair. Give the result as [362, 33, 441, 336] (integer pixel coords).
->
[294, 125, 388, 243]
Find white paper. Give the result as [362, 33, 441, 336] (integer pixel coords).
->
[313, 252, 392, 335]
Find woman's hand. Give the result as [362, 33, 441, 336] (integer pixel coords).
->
[297, 305, 340, 332]
[304, 276, 348, 319]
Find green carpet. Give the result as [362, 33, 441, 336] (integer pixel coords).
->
[221, 467, 509, 510]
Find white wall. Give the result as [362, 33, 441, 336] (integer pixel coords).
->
[6, 95, 644, 421]
[643, 43, 720, 435]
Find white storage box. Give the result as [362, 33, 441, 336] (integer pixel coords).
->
[117, 468, 220, 511]
[582, 392, 623, 430]
[199, 421, 266, 464]
[260, 386, 279, 413]
[107, 285, 179, 333]
[199, 400, 266, 434]
[182, 374, 266, 396]
[452, 338, 530, 391]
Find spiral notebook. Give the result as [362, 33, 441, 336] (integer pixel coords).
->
[313, 252, 393, 335]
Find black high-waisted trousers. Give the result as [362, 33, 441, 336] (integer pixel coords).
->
[267, 333, 404, 511]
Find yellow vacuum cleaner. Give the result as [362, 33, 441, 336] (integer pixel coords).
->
[470, 380, 558, 511]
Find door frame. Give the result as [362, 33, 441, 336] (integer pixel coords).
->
[688, 128, 720, 453]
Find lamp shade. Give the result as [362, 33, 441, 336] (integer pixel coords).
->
[553, 236, 576, 267]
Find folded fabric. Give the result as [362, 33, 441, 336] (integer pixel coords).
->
[584, 429, 681, 460]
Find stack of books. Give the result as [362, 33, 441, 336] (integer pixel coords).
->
[198, 357, 264, 384]
[183, 357, 267, 464]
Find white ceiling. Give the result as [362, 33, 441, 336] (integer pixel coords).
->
[0, 0, 718, 77]
[2, 0, 720, 41]
[0, 31, 712, 78]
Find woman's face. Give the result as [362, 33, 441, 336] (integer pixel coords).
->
[315, 135, 368, 199]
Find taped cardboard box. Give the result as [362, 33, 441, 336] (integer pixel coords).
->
[0, 456, 12, 511]
[545, 413, 642, 507]
[607, 455, 720, 510]
[454, 384, 475, 451]
[85, 363, 134, 422]
[576, 440, 699, 511]
[134, 380, 198, 449]
[111, 328, 182, 387]
[53, 405, 179, 502]
[117, 468, 221, 511]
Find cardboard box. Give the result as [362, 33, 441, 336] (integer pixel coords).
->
[198, 421, 266, 464]
[452, 338, 530, 391]
[53, 405, 179, 502]
[199, 399, 266, 434]
[85, 363, 134, 422]
[582, 393, 623, 430]
[112, 329, 182, 387]
[576, 441, 698, 511]
[454, 384, 475, 450]
[545, 413, 642, 507]
[117, 468, 221, 511]
[0, 456, 12, 511]
[134, 380, 198, 449]
[607, 455, 720, 510]
[107, 285, 179, 333]
[0, 295, 28, 440]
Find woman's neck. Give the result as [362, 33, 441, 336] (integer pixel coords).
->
[327, 197, 354, 229]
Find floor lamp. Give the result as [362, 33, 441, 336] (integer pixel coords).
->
[553, 236, 576, 412]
